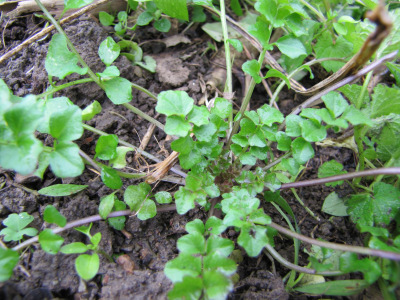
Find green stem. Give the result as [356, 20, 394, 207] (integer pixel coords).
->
[227, 49, 267, 148]
[291, 188, 320, 221]
[219, 0, 232, 94]
[299, 0, 326, 22]
[122, 103, 164, 130]
[131, 82, 157, 101]
[263, 152, 292, 170]
[37, 78, 94, 99]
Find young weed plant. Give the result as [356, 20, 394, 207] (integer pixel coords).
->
[1, 0, 400, 298]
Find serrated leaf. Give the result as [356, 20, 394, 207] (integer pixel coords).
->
[101, 166, 122, 189]
[167, 276, 203, 299]
[156, 91, 194, 117]
[206, 236, 234, 257]
[291, 137, 314, 164]
[205, 216, 227, 235]
[95, 134, 118, 160]
[39, 229, 64, 254]
[342, 105, 372, 126]
[213, 98, 232, 119]
[164, 253, 202, 283]
[193, 123, 217, 142]
[50, 141, 84, 178]
[370, 84, 400, 118]
[372, 182, 400, 225]
[238, 224, 269, 257]
[103, 77, 132, 105]
[0, 213, 37, 242]
[75, 253, 99, 281]
[171, 135, 194, 154]
[318, 160, 347, 187]
[43, 205, 67, 227]
[203, 270, 233, 299]
[179, 149, 203, 170]
[346, 194, 373, 226]
[45, 34, 88, 79]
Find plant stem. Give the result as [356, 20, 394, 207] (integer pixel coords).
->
[12, 205, 176, 252]
[264, 245, 344, 276]
[37, 78, 94, 98]
[219, 0, 232, 95]
[291, 188, 320, 221]
[122, 103, 164, 130]
[131, 82, 157, 101]
[280, 167, 400, 190]
[263, 152, 292, 170]
[299, 0, 326, 22]
[267, 222, 400, 261]
[227, 49, 267, 148]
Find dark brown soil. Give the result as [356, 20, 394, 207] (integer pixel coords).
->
[0, 6, 365, 300]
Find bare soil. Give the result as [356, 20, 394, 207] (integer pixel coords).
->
[0, 8, 364, 300]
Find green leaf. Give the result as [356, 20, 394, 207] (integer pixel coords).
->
[99, 193, 116, 219]
[119, 40, 143, 63]
[291, 137, 314, 164]
[49, 106, 83, 141]
[175, 187, 196, 214]
[257, 104, 284, 126]
[249, 20, 272, 49]
[187, 105, 210, 126]
[39, 184, 88, 198]
[249, 209, 271, 225]
[96, 66, 120, 80]
[60, 242, 89, 254]
[322, 91, 349, 118]
[90, 232, 101, 248]
[387, 62, 400, 87]
[39, 229, 64, 254]
[50, 141, 84, 178]
[192, 5, 206, 23]
[203, 270, 233, 299]
[135, 55, 157, 73]
[137, 11, 154, 26]
[154, 18, 171, 32]
[124, 183, 151, 211]
[156, 91, 194, 117]
[0, 213, 37, 242]
[276, 131, 291, 151]
[206, 236, 234, 257]
[99, 11, 114, 26]
[74, 223, 92, 237]
[103, 77, 132, 104]
[154, 0, 188, 21]
[340, 252, 381, 284]
[318, 160, 347, 187]
[101, 166, 123, 189]
[82, 100, 102, 121]
[137, 199, 157, 220]
[98, 37, 120, 66]
[342, 105, 372, 126]
[281, 158, 300, 176]
[43, 205, 67, 227]
[185, 219, 205, 235]
[178, 148, 203, 170]
[314, 32, 353, 72]
[164, 253, 202, 283]
[45, 34, 88, 79]
[168, 276, 203, 299]
[109, 146, 133, 169]
[193, 123, 217, 142]
[274, 35, 307, 59]
[295, 280, 370, 296]
[205, 216, 227, 235]
[285, 115, 303, 137]
[64, 0, 93, 10]
[171, 135, 194, 154]
[0, 248, 19, 282]
[165, 115, 192, 137]
[322, 192, 348, 217]
[95, 134, 118, 160]
[346, 194, 373, 227]
[372, 182, 400, 225]
[238, 224, 269, 257]
[108, 199, 127, 230]
[75, 253, 99, 281]
[213, 98, 232, 119]
[177, 233, 206, 255]
[255, 0, 288, 28]
[370, 85, 400, 118]
[227, 38, 243, 52]
[264, 69, 290, 89]
[242, 59, 261, 83]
